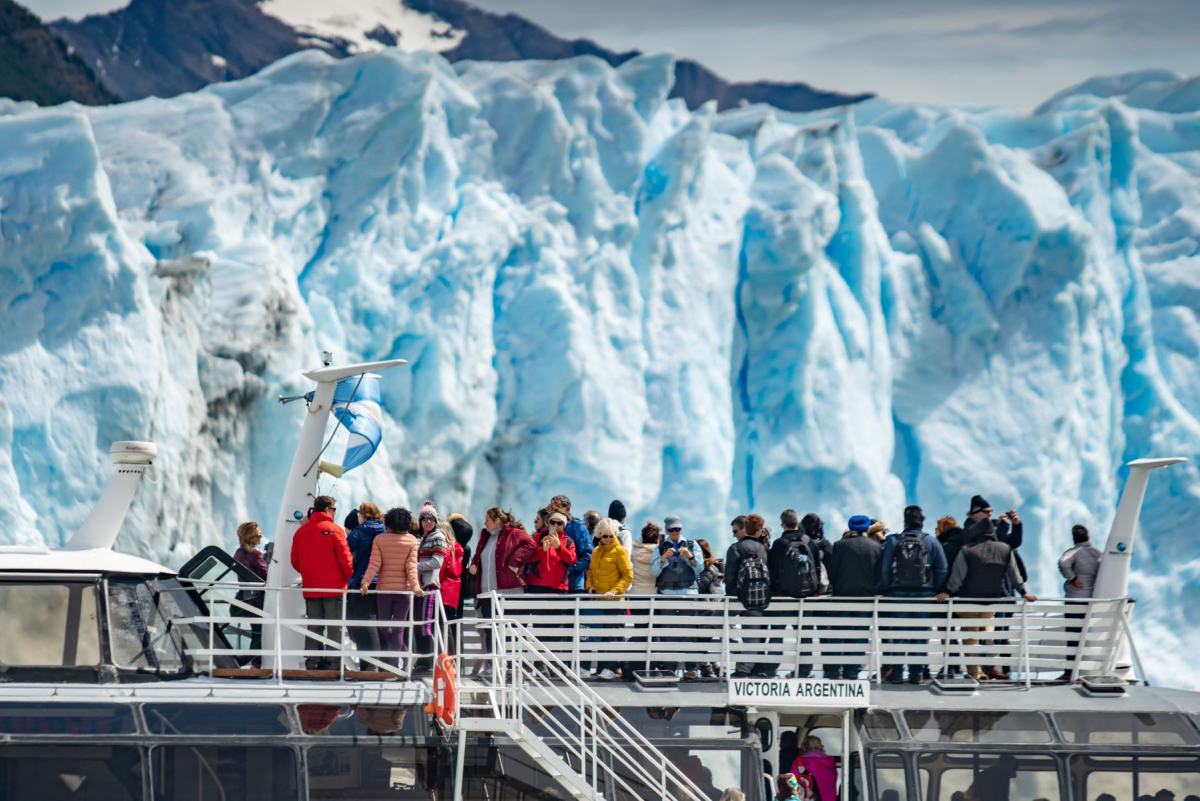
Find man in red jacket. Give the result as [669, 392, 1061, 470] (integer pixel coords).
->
[290, 496, 353, 670]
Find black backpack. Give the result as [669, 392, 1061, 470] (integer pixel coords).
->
[735, 542, 771, 611]
[891, 530, 931, 590]
[778, 535, 818, 598]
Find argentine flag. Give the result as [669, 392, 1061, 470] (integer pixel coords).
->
[331, 373, 384, 472]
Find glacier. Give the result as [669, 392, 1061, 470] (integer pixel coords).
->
[1, 52, 1198, 685]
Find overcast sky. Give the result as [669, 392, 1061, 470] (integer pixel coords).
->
[25, 0, 1200, 109]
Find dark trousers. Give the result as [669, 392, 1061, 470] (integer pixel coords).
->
[735, 607, 774, 678]
[827, 608, 871, 679]
[376, 593, 411, 667]
[1063, 603, 1087, 660]
[347, 592, 381, 658]
[444, 603, 462, 655]
[231, 590, 264, 665]
[413, 592, 439, 672]
[477, 596, 496, 663]
[303, 596, 344, 669]
[885, 592, 934, 679]
[770, 604, 810, 679]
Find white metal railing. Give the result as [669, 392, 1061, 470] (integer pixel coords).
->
[485, 594, 1137, 686]
[173, 579, 447, 681]
[450, 617, 712, 801]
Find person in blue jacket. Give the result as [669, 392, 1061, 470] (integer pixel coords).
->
[346, 502, 387, 656]
[548, 494, 593, 593]
[879, 505, 948, 684]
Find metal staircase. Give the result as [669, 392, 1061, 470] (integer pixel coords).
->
[450, 618, 713, 801]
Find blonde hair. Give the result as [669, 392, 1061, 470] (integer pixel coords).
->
[720, 791, 746, 801]
[594, 518, 621, 545]
[802, 734, 825, 753]
[358, 502, 383, 521]
[236, 521, 262, 550]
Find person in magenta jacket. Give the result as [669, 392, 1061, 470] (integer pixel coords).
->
[790, 735, 837, 801]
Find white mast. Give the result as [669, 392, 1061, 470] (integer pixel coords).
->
[1092, 456, 1187, 599]
[262, 355, 407, 669]
[66, 441, 158, 550]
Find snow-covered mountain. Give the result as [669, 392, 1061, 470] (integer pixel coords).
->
[1, 51, 1198, 685]
[47, 0, 871, 111]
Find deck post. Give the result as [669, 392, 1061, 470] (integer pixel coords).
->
[841, 709, 851, 801]
[453, 726, 467, 801]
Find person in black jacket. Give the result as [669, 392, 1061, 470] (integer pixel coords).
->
[826, 516, 881, 679]
[768, 510, 823, 679]
[723, 515, 749, 597]
[730, 515, 773, 678]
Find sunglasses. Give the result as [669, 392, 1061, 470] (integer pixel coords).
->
[667, 527, 682, 533]
[600, 534, 614, 540]
[548, 521, 565, 528]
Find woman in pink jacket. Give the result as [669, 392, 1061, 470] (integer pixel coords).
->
[790, 735, 837, 801]
[360, 507, 421, 665]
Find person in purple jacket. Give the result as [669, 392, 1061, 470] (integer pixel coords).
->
[232, 521, 268, 665]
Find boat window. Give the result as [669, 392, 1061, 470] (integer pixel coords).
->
[872, 751, 907, 798]
[296, 705, 427, 737]
[0, 581, 100, 667]
[654, 745, 746, 801]
[0, 744, 143, 800]
[614, 707, 749, 739]
[861, 709, 901, 741]
[307, 746, 427, 798]
[0, 703, 136, 735]
[918, 753, 1060, 801]
[149, 745, 298, 800]
[1056, 712, 1200, 746]
[106, 579, 185, 671]
[904, 710, 1052, 743]
[783, 713, 846, 758]
[1070, 755, 1200, 800]
[143, 703, 290, 736]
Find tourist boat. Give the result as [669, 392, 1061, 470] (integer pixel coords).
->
[1, 356, 1196, 801]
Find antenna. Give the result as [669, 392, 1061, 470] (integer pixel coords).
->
[66, 441, 157, 550]
[1093, 456, 1187, 599]
[261, 355, 407, 670]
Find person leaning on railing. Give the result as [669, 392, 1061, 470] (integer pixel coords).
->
[290, 495, 353, 671]
[360, 507, 421, 668]
[935, 515, 1036, 681]
[346, 503, 386, 658]
[467, 508, 536, 677]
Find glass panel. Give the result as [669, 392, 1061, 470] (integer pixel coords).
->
[873, 751, 908, 800]
[308, 746, 428, 798]
[862, 709, 901, 741]
[1073, 755, 1200, 801]
[302, 705, 427, 738]
[0, 582, 99, 667]
[0, 703, 135, 735]
[0, 744, 142, 800]
[150, 746, 298, 801]
[785, 713, 845, 758]
[106, 580, 184, 671]
[1056, 712, 1200, 746]
[919, 753, 1060, 801]
[905, 710, 1052, 743]
[616, 707, 748, 739]
[143, 704, 290, 736]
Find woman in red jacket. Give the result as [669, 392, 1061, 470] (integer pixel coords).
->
[437, 520, 464, 655]
[524, 511, 577, 593]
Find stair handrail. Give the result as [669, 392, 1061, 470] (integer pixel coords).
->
[472, 616, 714, 801]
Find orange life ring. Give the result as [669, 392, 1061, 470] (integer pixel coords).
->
[424, 652, 458, 726]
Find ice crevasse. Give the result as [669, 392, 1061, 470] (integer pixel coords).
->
[0, 52, 1198, 684]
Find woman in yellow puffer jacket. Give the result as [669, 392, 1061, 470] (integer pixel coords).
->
[587, 518, 633, 595]
[587, 518, 633, 680]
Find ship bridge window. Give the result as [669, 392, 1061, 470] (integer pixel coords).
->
[106, 579, 186, 672]
[0, 744, 143, 800]
[861, 709, 901, 741]
[904, 710, 1052, 744]
[150, 745, 298, 800]
[143, 703, 290, 736]
[871, 751, 908, 799]
[0, 581, 100, 667]
[0, 703, 136, 736]
[1055, 712, 1200, 746]
[918, 753, 1060, 801]
[295, 705, 428, 738]
[1070, 755, 1200, 800]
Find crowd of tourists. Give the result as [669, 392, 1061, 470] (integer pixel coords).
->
[232, 492, 1103, 683]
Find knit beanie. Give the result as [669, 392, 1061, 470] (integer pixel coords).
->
[450, 516, 474, 545]
[847, 515, 871, 533]
[419, 500, 439, 522]
[607, 499, 627, 522]
[968, 495, 991, 515]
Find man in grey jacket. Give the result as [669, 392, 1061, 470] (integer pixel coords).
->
[1056, 524, 1102, 680]
[1058, 524, 1102, 598]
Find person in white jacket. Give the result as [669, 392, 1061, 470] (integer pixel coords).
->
[1056, 524, 1102, 681]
